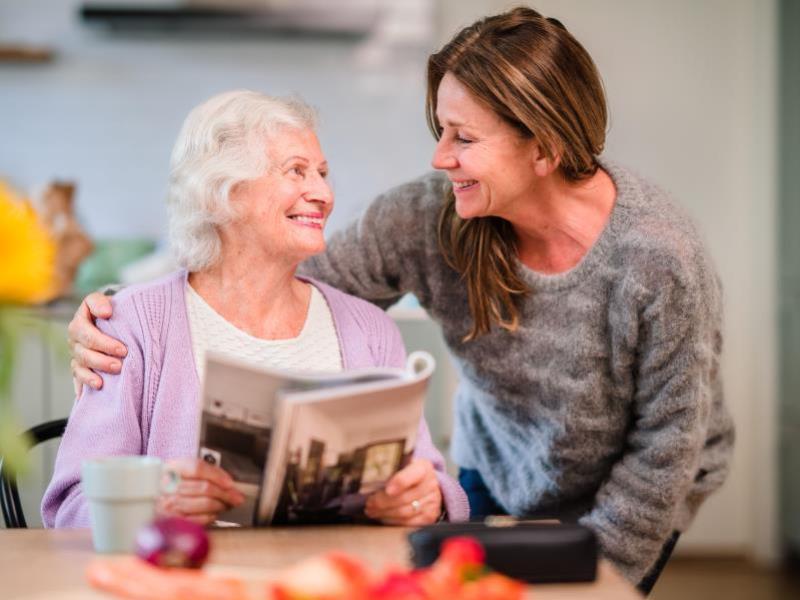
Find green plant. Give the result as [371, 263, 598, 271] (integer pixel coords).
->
[0, 181, 58, 475]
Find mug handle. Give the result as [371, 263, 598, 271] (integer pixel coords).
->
[160, 467, 181, 495]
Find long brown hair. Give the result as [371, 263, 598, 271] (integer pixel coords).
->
[428, 7, 607, 340]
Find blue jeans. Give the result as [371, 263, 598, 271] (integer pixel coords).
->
[458, 468, 506, 519]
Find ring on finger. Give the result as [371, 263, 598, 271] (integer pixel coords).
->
[411, 499, 421, 513]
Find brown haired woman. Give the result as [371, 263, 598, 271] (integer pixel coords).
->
[67, 7, 733, 594]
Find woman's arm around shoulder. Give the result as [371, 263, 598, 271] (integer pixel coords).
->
[301, 172, 450, 309]
[41, 291, 147, 527]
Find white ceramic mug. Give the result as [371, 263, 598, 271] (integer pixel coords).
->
[81, 456, 179, 554]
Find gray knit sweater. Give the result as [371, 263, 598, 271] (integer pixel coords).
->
[302, 161, 734, 583]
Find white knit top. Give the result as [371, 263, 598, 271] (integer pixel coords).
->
[185, 282, 343, 383]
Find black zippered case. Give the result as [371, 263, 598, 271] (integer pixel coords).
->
[407, 521, 597, 583]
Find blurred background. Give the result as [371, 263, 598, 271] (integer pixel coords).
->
[0, 0, 797, 597]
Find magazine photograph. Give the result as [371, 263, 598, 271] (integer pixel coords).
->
[196, 351, 435, 526]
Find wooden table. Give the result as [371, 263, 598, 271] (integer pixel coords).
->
[0, 527, 642, 599]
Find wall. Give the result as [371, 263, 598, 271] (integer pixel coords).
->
[0, 0, 438, 238]
[778, 0, 800, 555]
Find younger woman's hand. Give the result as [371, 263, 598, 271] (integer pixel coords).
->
[364, 458, 443, 526]
[68, 291, 128, 394]
[157, 459, 246, 526]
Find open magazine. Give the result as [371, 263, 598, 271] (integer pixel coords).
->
[197, 351, 435, 526]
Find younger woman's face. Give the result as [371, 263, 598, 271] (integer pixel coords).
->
[431, 72, 540, 221]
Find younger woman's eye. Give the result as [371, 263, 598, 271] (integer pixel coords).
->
[455, 134, 474, 144]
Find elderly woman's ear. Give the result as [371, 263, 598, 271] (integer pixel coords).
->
[228, 179, 251, 203]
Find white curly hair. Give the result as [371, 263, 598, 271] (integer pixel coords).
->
[167, 89, 317, 271]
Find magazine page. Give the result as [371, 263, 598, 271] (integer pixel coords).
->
[257, 351, 435, 525]
[197, 351, 415, 525]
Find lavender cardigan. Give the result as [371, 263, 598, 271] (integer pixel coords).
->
[42, 270, 468, 527]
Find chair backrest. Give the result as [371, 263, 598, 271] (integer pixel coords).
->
[0, 418, 68, 528]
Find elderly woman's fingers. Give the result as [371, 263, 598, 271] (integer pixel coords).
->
[176, 496, 227, 515]
[166, 458, 239, 492]
[366, 476, 439, 512]
[365, 457, 443, 525]
[179, 513, 218, 527]
[158, 495, 228, 519]
[384, 459, 433, 496]
[375, 489, 439, 519]
[175, 478, 245, 507]
[367, 489, 443, 526]
[71, 359, 103, 391]
[191, 513, 219, 527]
[369, 459, 438, 511]
[156, 459, 245, 526]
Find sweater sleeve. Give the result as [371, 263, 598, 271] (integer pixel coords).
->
[578, 263, 724, 583]
[415, 418, 470, 522]
[41, 298, 146, 528]
[301, 174, 447, 309]
[371, 306, 469, 522]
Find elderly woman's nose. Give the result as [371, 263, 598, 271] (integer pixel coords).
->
[306, 173, 333, 203]
[431, 138, 457, 170]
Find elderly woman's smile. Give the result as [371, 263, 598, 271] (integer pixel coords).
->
[288, 212, 325, 229]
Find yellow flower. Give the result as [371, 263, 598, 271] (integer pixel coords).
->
[0, 181, 56, 304]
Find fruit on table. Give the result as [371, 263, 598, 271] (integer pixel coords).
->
[87, 535, 524, 600]
[86, 557, 247, 600]
[268, 537, 525, 600]
[135, 517, 210, 569]
[270, 552, 371, 599]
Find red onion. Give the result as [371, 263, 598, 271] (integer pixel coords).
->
[135, 517, 210, 569]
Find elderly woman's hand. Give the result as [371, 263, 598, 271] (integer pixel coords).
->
[157, 459, 246, 527]
[364, 458, 443, 526]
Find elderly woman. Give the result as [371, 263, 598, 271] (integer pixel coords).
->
[42, 90, 468, 528]
[67, 7, 733, 593]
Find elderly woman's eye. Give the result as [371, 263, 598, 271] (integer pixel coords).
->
[319, 170, 329, 179]
[290, 166, 305, 177]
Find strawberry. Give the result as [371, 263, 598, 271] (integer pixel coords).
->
[367, 571, 427, 600]
[438, 537, 486, 568]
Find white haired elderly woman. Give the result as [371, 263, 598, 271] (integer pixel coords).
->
[42, 90, 468, 528]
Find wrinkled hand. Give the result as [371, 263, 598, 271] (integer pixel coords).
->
[68, 292, 127, 395]
[157, 459, 246, 527]
[364, 458, 443, 526]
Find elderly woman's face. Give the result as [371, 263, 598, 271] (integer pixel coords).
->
[230, 127, 332, 263]
[431, 72, 540, 221]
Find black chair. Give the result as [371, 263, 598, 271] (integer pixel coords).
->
[0, 418, 67, 528]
